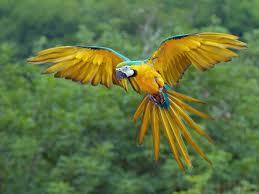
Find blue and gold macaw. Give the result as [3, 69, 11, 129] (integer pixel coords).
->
[28, 32, 246, 170]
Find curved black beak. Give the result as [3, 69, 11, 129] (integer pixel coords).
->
[116, 70, 128, 80]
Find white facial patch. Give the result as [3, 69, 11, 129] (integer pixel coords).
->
[117, 66, 134, 77]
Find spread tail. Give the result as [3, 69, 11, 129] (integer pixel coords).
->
[133, 88, 213, 170]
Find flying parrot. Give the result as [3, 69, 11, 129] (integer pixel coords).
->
[28, 32, 246, 170]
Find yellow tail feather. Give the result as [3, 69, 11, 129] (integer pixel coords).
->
[133, 91, 212, 170]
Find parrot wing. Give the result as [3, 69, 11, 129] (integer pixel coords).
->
[28, 46, 130, 90]
[148, 32, 247, 86]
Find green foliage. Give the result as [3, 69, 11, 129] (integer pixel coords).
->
[0, 0, 258, 194]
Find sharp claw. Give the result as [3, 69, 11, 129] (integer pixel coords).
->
[149, 89, 169, 109]
[149, 94, 159, 106]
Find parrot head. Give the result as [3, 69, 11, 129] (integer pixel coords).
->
[116, 65, 135, 80]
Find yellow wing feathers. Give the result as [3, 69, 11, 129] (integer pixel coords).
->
[149, 32, 247, 86]
[28, 46, 128, 90]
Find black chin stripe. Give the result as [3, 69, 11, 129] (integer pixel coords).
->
[129, 70, 137, 77]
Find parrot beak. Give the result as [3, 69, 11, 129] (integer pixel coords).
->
[116, 70, 128, 80]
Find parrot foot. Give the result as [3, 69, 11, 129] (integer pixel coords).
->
[149, 86, 170, 109]
[149, 92, 166, 107]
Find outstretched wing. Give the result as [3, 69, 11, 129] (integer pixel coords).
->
[28, 46, 130, 90]
[148, 32, 247, 85]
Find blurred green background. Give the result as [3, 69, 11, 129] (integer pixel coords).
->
[0, 0, 258, 194]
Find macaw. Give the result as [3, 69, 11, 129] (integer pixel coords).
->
[28, 32, 246, 170]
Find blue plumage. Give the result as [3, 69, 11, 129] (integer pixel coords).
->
[161, 91, 170, 109]
[161, 33, 189, 44]
[78, 45, 130, 61]
[161, 85, 171, 109]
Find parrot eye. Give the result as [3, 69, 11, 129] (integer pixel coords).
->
[123, 66, 130, 71]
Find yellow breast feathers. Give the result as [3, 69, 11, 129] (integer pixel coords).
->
[130, 64, 164, 94]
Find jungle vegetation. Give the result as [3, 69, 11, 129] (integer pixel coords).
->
[0, 0, 258, 193]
